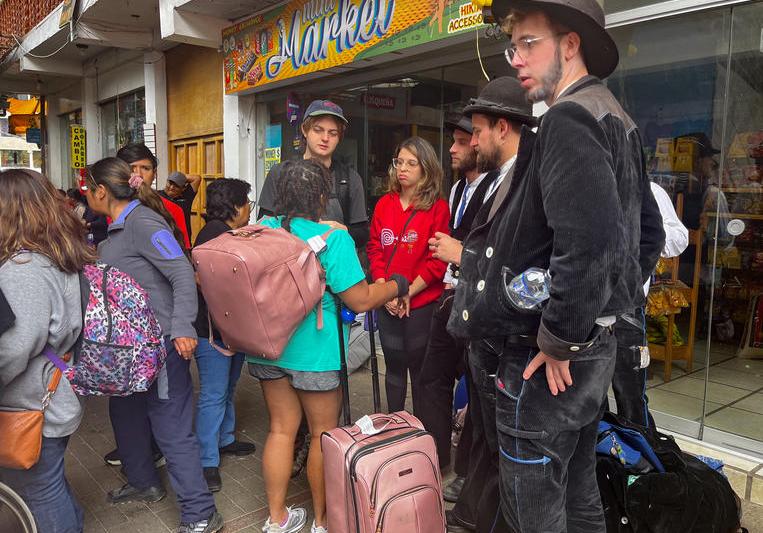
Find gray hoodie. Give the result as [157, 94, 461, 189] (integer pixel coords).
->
[0, 253, 83, 438]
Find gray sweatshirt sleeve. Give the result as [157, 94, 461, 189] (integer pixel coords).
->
[130, 213, 199, 339]
[0, 260, 52, 387]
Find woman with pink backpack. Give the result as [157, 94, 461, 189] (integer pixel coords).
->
[247, 159, 408, 533]
[85, 157, 222, 533]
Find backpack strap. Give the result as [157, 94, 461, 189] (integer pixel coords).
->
[303, 228, 336, 331]
[207, 312, 235, 356]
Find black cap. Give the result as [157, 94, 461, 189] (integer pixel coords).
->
[463, 76, 537, 127]
[492, 0, 619, 79]
[444, 115, 473, 135]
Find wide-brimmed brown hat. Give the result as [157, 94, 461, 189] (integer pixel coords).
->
[463, 76, 538, 127]
[492, 0, 619, 79]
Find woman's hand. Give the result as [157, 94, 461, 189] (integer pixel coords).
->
[396, 295, 411, 318]
[173, 337, 198, 360]
[384, 300, 399, 316]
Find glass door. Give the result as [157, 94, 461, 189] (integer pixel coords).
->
[701, 2, 763, 451]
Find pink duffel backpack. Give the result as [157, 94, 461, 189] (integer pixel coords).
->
[191, 223, 332, 359]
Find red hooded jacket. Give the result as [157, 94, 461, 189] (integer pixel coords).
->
[368, 193, 450, 309]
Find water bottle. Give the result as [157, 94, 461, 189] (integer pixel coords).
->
[503, 267, 551, 311]
[87, 232, 95, 247]
[340, 306, 357, 324]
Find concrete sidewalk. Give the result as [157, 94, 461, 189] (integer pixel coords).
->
[66, 359, 762, 532]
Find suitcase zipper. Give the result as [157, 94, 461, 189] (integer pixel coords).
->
[350, 430, 427, 480]
[369, 450, 438, 518]
[374, 485, 441, 533]
[347, 429, 427, 533]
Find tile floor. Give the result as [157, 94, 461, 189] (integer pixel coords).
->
[644, 339, 763, 442]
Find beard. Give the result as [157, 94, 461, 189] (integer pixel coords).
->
[526, 44, 563, 103]
[477, 142, 501, 173]
[454, 150, 477, 175]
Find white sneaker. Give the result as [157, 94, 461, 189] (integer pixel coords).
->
[262, 507, 307, 533]
[310, 520, 328, 533]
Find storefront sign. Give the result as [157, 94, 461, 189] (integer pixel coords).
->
[25, 128, 41, 146]
[70, 125, 86, 169]
[361, 93, 396, 110]
[264, 124, 282, 175]
[222, 0, 485, 94]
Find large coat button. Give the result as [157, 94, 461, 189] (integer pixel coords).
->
[477, 280, 485, 291]
[570, 346, 580, 352]
[486, 247, 494, 258]
[462, 310, 469, 321]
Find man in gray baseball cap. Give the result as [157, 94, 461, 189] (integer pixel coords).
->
[448, 1, 665, 531]
[161, 170, 201, 233]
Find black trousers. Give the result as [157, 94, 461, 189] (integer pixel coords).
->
[378, 302, 436, 413]
[110, 338, 216, 523]
[453, 338, 512, 532]
[496, 329, 616, 533]
[610, 308, 655, 430]
[414, 290, 472, 470]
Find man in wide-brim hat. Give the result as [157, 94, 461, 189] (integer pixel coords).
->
[446, 1, 666, 531]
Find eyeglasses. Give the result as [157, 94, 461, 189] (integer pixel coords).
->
[392, 158, 420, 169]
[505, 33, 567, 63]
[248, 200, 256, 211]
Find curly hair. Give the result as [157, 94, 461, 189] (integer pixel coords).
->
[205, 178, 251, 222]
[0, 169, 96, 272]
[387, 136, 443, 210]
[273, 159, 332, 232]
[86, 158, 186, 249]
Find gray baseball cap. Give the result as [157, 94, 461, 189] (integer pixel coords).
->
[167, 171, 187, 188]
[303, 100, 349, 125]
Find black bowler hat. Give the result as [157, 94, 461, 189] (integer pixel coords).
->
[463, 76, 537, 127]
[444, 115, 473, 135]
[492, 0, 619, 79]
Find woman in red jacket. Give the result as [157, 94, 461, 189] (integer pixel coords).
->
[367, 136, 450, 413]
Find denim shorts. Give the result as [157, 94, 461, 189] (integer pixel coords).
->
[247, 362, 340, 392]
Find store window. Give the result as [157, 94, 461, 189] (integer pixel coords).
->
[609, 3, 763, 451]
[100, 90, 146, 156]
[260, 52, 510, 215]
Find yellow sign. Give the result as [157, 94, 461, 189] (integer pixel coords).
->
[70, 125, 86, 169]
[222, 0, 484, 94]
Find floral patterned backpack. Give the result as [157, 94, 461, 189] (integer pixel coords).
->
[56, 263, 166, 396]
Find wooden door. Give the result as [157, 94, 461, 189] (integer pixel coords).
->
[169, 134, 224, 243]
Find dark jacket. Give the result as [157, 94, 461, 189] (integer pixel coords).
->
[258, 160, 369, 247]
[448, 76, 665, 360]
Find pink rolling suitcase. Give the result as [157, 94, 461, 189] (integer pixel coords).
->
[321, 306, 446, 533]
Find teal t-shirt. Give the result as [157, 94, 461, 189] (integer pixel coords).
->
[246, 217, 365, 372]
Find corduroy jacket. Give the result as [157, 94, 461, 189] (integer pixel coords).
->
[448, 76, 665, 360]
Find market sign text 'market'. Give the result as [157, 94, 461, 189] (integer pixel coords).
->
[222, 0, 485, 93]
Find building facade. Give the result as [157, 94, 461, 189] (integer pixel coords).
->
[1, 0, 762, 457]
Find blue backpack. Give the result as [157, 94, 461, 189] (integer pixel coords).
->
[596, 418, 665, 474]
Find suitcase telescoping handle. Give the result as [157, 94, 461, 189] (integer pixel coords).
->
[336, 297, 352, 427]
[335, 298, 382, 427]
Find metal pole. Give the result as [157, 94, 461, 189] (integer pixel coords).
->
[367, 310, 381, 413]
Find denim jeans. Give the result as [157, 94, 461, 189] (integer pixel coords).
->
[497, 329, 616, 533]
[194, 338, 245, 467]
[0, 436, 84, 533]
[611, 309, 655, 429]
